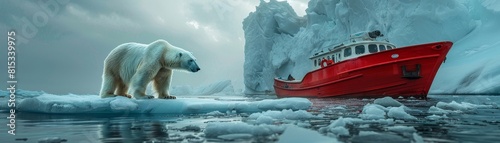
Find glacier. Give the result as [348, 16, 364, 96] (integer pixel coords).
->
[243, 0, 500, 94]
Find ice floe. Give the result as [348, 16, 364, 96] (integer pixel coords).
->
[0, 91, 311, 114]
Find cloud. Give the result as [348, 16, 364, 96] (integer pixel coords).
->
[0, 0, 309, 94]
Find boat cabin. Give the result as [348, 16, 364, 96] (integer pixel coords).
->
[310, 41, 397, 69]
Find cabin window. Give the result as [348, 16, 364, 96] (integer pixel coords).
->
[327, 56, 331, 60]
[387, 45, 393, 50]
[355, 45, 365, 55]
[314, 59, 317, 66]
[368, 44, 378, 53]
[344, 48, 352, 57]
[318, 59, 321, 66]
[379, 45, 386, 51]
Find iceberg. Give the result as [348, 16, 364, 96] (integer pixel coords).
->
[243, 0, 500, 94]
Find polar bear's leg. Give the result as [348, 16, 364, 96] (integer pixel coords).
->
[129, 66, 158, 99]
[116, 78, 131, 98]
[100, 74, 118, 98]
[154, 68, 176, 99]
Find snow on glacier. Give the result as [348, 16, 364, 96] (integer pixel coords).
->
[243, 0, 500, 94]
[0, 90, 311, 114]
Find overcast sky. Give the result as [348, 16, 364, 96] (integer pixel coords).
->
[0, 0, 308, 94]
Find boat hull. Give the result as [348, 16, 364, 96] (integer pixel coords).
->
[274, 41, 453, 98]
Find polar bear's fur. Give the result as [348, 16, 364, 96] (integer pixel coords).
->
[100, 39, 200, 99]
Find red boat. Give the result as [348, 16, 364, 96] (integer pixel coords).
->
[274, 31, 452, 98]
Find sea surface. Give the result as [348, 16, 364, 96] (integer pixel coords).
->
[1, 95, 499, 143]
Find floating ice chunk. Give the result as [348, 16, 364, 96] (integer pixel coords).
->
[330, 117, 348, 127]
[386, 125, 416, 133]
[436, 101, 493, 111]
[248, 109, 317, 121]
[359, 104, 387, 120]
[428, 100, 493, 114]
[365, 118, 395, 125]
[329, 126, 349, 136]
[256, 99, 312, 111]
[320, 117, 370, 136]
[374, 97, 403, 107]
[428, 106, 452, 114]
[217, 134, 253, 141]
[204, 122, 285, 138]
[425, 114, 448, 120]
[358, 131, 380, 136]
[332, 106, 347, 110]
[0, 92, 311, 114]
[278, 125, 339, 143]
[295, 122, 311, 128]
[437, 101, 473, 111]
[255, 115, 275, 125]
[205, 111, 225, 116]
[413, 133, 425, 143]
[387, 106, 417, 120]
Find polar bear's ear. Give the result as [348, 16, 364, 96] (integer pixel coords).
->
[178, 53, 183, 57]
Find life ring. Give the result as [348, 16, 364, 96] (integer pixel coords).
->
[320, 59, 334, 68]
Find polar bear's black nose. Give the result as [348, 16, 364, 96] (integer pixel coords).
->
[196, 68, 200, 71]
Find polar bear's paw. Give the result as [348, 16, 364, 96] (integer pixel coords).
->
[116, 94, 132, 98]
[101, 94, 117, 98]
[158, 95, 176, 99]
[134, 95, 155, 99]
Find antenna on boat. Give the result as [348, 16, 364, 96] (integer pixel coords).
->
[348, 19, 351, 40]
[346, 1, 353, 43]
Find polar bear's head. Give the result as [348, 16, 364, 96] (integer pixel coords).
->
[178, 51, 200, 72]
[159, 40, 200, 72]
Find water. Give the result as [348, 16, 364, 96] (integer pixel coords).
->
[1, 95, 499, 143]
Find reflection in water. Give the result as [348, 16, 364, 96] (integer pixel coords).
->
[0, 113, 180, 143]
[99, 120, 168, 143]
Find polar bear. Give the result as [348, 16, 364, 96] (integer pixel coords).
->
[99, 39, 200, 99]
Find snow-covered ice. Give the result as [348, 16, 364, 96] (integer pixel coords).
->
[248, 109, 317, 121]
[320, 117, 352, 136]
[386, 126, 417, 134]
[387, 106, 417, 121]
[0, 90, 311, 114]
[243, 0, 500, 94]
[358, 103, 387, 120]
[425, 114, 448, 120]
[436, 101, 493, 111]
[374, 97, 403, 107]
